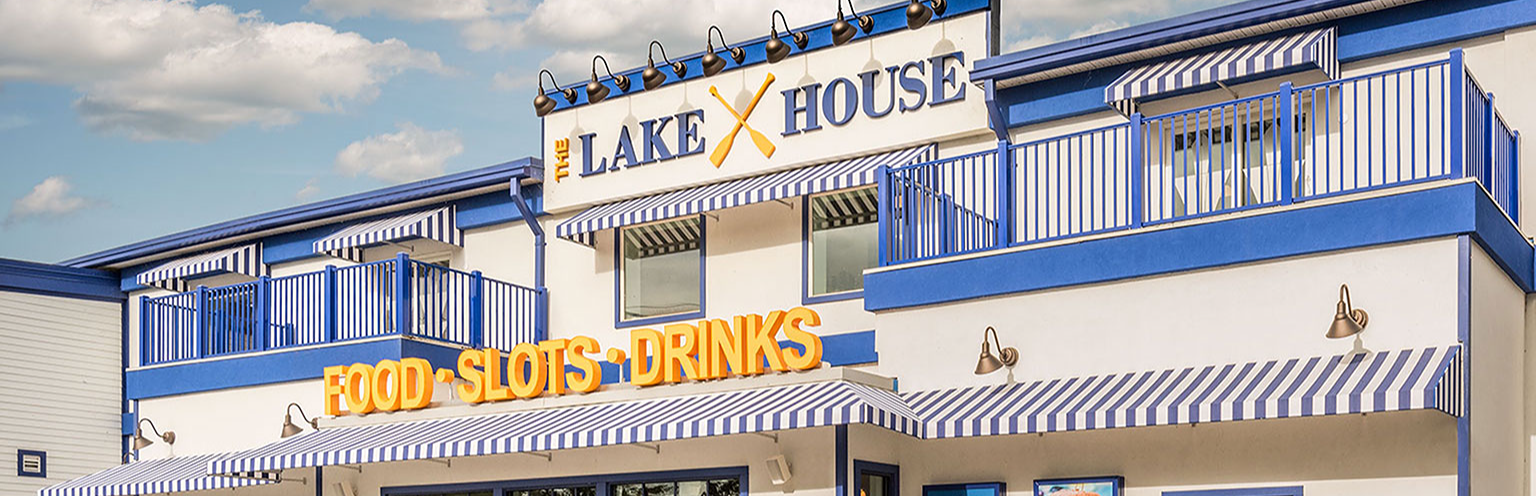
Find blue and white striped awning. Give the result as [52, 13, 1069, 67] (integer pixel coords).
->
[135, 244, 265, 292]
[38, 452, 279, 496]
[1106, 27, 1338, 115]
[209, 380, 918, 475]
[906, 345, 1461, 439]
[557, 144, 937, 245]
[314, 206, 461, 262]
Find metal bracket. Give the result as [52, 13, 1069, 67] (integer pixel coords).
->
[520, 452, 553, 461]
[423, 459, 452, 467]
[772, 199, 795, 209]
[754, 432, 779, 443]
[335, 465, 363, 473]
[1216, 81, 1240, 100]
[703, 212, 720, 221]
[632, 443, 661, 454]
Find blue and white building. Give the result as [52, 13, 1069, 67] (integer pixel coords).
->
[12, 0, 1536, 495]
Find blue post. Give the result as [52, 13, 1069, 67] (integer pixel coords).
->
[1449, 49, 1465, 178]
[395, 253, 411, 336]
[255, 276, 269, 351]
[1487, 92, 1497, 190]
[1279, 82, 1295, 205]
[1129, 113, 1145, 229]
[876, 164, 890, 266]
[995, 139, 1013, 248]
[138, 295, 148, 366]
[537, 288, 549, 342]
[193, 285, 207, 359]
[1512, 131, 1521, 224]
[323, 265, 338, 343]
[469, 270, 484, 348]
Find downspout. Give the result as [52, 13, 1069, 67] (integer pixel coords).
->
[509, 177, 548, 340]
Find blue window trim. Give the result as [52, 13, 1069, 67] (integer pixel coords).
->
[1033, 476, 1123, 496]
[16, 449, 46, 478]
[614, 216, 707, 329]
[854, 460, 900, 496]
[382, 466, 748, 496]
[802, 189, 875, 305]
[922, 482, 1005, 496]
[1163, 487, 1302, 496]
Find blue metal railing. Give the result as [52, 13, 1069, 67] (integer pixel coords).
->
[139, 254, 544, 366]
[880, 50, 1521, 266]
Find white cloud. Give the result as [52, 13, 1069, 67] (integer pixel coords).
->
[6, 176, 93, 225]
[997, 0, 1237, 52]
[305, 0, 499, 22]
[296, 178, 322, 201]
[335, 122, 464, 184]
[0, 114, 30, 132]
[0, 0, 447, 141]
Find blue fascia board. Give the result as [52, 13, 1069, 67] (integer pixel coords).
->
[66, 158, 542, 270]
[972, 0, 1370, 81]
[536, 0, 992, 115]
[865, 183, 1534, 311]
[0, 257, 123, 301]
[125, 338, 466, 400]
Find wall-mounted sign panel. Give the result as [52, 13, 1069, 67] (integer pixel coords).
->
[541, 13, 992, 214]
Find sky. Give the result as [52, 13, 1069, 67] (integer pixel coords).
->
[0, 0, 1237, 264]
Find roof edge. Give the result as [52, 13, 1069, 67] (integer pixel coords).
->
[63, 157, 541, 269]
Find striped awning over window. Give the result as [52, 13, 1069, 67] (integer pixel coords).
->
[556, 144, 937, 245]
[811, 188, 878, 229]
[906, 345, 1461, 439]
[1105, 27, 1338, 115]
[624, 217, 703, 258]
[314, 206, 461, 262]
[209, 380, 918, 475]
[136, 244, 265, 292]
[38, 452, 279, 496]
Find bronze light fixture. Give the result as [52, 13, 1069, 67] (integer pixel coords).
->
[1326, 284, 1370, 339]
[280, 402, 320, 438]
[905, 0, 947, 30]
[642, 40, 689, 91]
[533, 69, 577, 117]
[974, 326, 1019, 375]
[132, 418, 175, 450]
[702, 25, 745, 77]
[765, 10, 809, 63]
[586, 55, 631, 104]
[831, 0, 874, 46]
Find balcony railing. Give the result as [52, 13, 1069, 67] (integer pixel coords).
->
[879, 49, 1521, 266]
[138, 253, 544, 366]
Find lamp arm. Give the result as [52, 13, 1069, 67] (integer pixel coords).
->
[1340, 284, 1352, 313]
[592, 55, 618, 79]
[707, 25, 731, 51]
[537, 69, 560, 93]
[286, 402, 318, 428]
[137, 418, 162, 437]
[648, 40, 671, 65]
[770, 10, 792, 36]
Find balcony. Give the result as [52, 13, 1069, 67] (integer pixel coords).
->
[136, 253, 543, 367]
[878, 50, 1520, 265]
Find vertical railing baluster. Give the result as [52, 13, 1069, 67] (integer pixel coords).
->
[470, 270, 485, 348]
[193, 285, 207, 359]
[1512, 131, 1522, 225]
[324, 265, 338, 343]
[1486, 92, 1497, 196]
[1129, 113, 1144, 229]
[996, 140, 1012, 248]
[256, 276, 269, 351]
[138, 296, 149, 366]
[1280, 82, 1295, 205]
[877, 165, 891, 265]
[395, 253, 411, 337]
[1449, 49, 1465, 178]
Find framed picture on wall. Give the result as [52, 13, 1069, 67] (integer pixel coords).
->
[1033, 476, 1123, 496]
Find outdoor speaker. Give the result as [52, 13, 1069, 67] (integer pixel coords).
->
[765, 455, 792, 485]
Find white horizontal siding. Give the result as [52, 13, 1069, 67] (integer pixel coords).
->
[0, 291, 122, 496]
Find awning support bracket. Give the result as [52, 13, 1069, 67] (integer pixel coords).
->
[335, 465, 363, 473]
[521, 452, 553, 461]
[423, 459, 452, 467]
[632, 443, 661, 454]
[754, 432, 779, 443]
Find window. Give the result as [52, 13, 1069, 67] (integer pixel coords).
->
[612, 477, 738, 496]
[619, 217, 704, 324]
[384, 468, 745, 496]
[855, 461, 899, 496]
[806, 188, 879, 301]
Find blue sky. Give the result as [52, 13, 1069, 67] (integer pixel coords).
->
[0, 0, 1233, 264]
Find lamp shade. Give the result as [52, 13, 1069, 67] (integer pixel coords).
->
[766, 34, 791, 63]
[832, 17, 856, 46]
[586, 78, 611, 104]
[906, 0, 933, 29]
[280, 414, 305, 438]
[132, 431, 155, 450]
[975, 343, 1004, 375]
[1325, 284, 1369, 339]
[642, 62, 668, 91]
[533, 93, 557, 116]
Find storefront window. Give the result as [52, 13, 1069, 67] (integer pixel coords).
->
[611, 477, 739, 496]
[808, 188, 879, 298]
[620, 217, 703, 322]
[856, 461, 899, 496]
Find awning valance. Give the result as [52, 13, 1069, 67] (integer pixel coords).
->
[210, 380, 918, 475]
[905, 345, 1461, 439]
[1105, 27, 1338, 114]
[136, 244, 265, 292]
[38, 452, 279, 496]
[314, 206, 461, 262]
[556, 144, 937, 245]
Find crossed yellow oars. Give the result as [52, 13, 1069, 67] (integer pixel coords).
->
[708, 73, 776, 167]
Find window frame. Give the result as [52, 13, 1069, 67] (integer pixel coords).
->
[1162, 488, 1302, 496]
[853, 460, 900, 496]
[614, 216, 707, 329]
[802, 188, 879, 305]
[380, 466, 747, 496]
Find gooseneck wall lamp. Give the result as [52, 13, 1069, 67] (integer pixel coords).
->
[974, 326, 1019, 375]
[642, 40, 689, 91]
[1326, 284, 1370, 339]
[831, 0, 875, 46]
[132, 418, 175, 450]
[280, 402, 320, 438]
[905, 0, 948, 30]
[533, 69, 577, 117]
[702, 25, 745, 77]
[765, 10, 809, 63]
[586, 55, 631, 104]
